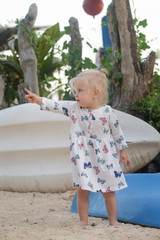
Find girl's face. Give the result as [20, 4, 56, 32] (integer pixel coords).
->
[74, 80, 99, 109]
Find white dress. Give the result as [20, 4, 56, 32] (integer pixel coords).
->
[41, 98, 128, 193]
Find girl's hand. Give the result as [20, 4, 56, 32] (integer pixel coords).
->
[24, 88, 42, 105]
[120, 149, 131, 168]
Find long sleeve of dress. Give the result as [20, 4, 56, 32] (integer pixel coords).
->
[109, 107, 128, 151]
[40, 97, 74, 118]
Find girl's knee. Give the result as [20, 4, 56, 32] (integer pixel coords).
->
[77, 187, 90, 197]
[102, 191, 116, 199]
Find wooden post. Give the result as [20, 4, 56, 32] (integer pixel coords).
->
[68, 17, 82, 77]
[18, 3, 39, 96]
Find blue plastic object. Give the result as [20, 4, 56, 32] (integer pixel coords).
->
[101, 16, 112, 55]
[70, 173, 160, 228]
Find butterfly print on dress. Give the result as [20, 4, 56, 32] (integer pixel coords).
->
[99, 117, 107, 126]
[71, 115, 77, 124]
[102, 144, 108, 153]
[114, 171, 123, 178]
[62, 107, 69, 116]
[84, 162, 92, 169]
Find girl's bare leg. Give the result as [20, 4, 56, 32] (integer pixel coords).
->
[102, 191, 120, 226]
[77, 187, 90, 225]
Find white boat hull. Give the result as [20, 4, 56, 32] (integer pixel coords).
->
[0, 103, 159, 193]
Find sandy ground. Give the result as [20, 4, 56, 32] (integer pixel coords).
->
[0, 190, 160, 240]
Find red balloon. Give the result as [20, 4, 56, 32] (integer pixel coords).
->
[83, 0, 104, 17]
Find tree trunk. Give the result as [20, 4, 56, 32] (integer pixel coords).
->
[107, 0, 156, 111]
[18, 3, 39, 96]
[18, 83, 30, 104]
[0, 74, 5, 108]
[68, 17, 82, 78]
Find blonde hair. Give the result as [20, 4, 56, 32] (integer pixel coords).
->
[70, 69, 109, 105]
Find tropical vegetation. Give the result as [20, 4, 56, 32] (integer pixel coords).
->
[0, 13, 159, 132]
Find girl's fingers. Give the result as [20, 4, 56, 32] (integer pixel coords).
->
[25, 94, 34, 103]
[120, 157, 130, 168]
[25, 95, 31, 100]
[24, 88, 32, 95]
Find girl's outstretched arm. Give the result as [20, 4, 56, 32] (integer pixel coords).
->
[24, 88, 42, 105]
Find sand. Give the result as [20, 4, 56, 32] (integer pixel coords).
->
[0, 190, 159, 240]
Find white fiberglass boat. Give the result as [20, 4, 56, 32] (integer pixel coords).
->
[0, 103, 159, 193]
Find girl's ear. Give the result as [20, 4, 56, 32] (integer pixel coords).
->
[94, 89, 100, 97]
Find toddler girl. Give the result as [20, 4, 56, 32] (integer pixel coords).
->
[24, 69, 130, 226]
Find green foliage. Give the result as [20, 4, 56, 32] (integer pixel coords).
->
[0, 21, 98, 105]
[0, 22, 65, 106]
[129, 2, 160, 131]
[36, 23, 65, 97]
[101, 47, 122, 75]
[62, 34, 97, 78]
[101, 47, 113, 74]
[0, 43, 23, 107]
[60, 36, 97, 100]
[133, 8, 151, 59]
[99, 47, 123, 104]
[131, 72, 160, 131]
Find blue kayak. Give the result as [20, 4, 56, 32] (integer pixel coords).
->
[101, 15, 112, 55]
[70, 173, 160, 228]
